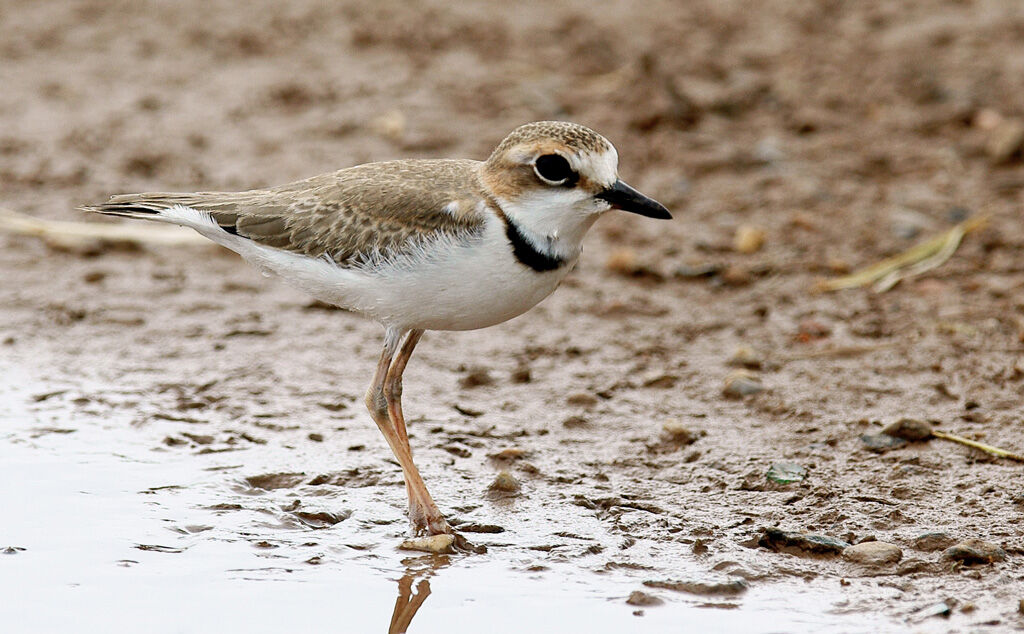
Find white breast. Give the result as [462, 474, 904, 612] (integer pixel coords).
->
[193, 209, 573, 332]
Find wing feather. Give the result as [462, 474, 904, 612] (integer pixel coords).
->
[90, 159, 486, 266]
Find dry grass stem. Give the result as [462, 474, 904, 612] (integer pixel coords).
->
[817, 215, 989, 293]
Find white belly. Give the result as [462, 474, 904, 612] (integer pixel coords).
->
[216, 214, 573, 332]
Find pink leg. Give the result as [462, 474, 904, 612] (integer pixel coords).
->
[384, 330, 450, 535]
[364, 328, 449, 535]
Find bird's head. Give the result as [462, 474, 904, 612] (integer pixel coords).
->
[480, 121, 671, 242]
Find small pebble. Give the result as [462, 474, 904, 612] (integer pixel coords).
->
[626, 590, 663, 607]
[728, 345, 763, 369]
[307, 433, 324, 442]
[487, 471, 521, 494]
[860, 433, 907, 453]
[987, 118, 1024, 163]
[758, 527, 848, 557]
[734, 225, 765, 254]
[942, 539, 1007, 564]
[399, 534, 455, 554]
[883, 418, 932, 442]
[842, 541, 902, 566]
[913, 532, 955, 552]
[723, 370, 763, 398]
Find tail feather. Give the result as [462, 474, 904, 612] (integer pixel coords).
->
[81, 191, 244, 224]
[79, 201, 165, 220]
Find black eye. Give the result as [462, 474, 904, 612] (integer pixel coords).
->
[533, 154, 575, 185]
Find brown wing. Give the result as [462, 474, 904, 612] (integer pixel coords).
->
[98, 159, 486, 266]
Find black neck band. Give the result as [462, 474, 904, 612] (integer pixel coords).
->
[503, 216, 565, 272]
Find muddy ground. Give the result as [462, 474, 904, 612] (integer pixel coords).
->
[2, 0, 1024, 631]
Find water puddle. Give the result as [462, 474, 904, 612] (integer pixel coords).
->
[1, 361, 898, 633]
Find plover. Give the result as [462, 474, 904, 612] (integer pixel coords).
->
[83, 121, 671, 536]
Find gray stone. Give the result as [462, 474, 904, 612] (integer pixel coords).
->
[883, 418, 933, 441]
[758, 527, 848, 557]
[843, 541, 903, 566]
[913, 532, 956, 552]
[723, 370, 764, 398]
[860, 433, 907, 453]
[942, 539, 1007, 564]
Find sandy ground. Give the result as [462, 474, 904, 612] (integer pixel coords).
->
[2, 0, 1024, 631]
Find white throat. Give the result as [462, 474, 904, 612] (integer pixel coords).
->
[494, 191, 602, 262]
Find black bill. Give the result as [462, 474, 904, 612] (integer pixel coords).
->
[596, 180, 672, 219]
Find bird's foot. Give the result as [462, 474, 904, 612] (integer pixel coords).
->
[409, 502, 452, 536]
[407, 506, 487, 554]
[451, 532, 486, 554]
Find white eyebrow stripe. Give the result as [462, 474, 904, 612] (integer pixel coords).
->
[586, 148, 619, 188]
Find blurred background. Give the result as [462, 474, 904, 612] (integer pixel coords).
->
[3, 0, 1022, 261]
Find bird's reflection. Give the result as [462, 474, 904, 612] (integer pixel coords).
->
[388, 556, 449, 634]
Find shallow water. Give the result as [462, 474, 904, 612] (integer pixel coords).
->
[1, 362, 898, 634]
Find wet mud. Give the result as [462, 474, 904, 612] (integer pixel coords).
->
[2, 0, 1024, 632]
